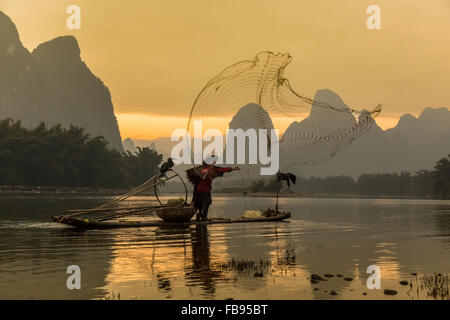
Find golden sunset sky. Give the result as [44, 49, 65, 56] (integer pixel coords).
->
[2, 0, 449, 139]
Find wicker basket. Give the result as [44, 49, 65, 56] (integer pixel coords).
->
[156, 206, 195, 223]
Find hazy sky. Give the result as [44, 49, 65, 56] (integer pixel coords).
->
[2, 0, 449, 139]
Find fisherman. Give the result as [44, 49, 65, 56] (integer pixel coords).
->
[188, 154, 240, 222]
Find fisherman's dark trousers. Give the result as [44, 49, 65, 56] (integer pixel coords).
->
[194, 191, 212, 220]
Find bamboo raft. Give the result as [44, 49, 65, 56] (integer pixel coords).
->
[51, 167, 292, 229]
[52, 211, 291, 229]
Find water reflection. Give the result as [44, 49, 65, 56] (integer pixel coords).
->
[185, 225, 222, 297]
[0, 195, 449, 299]
[432, 208, 450, 243]
[0, 226, 114, 299]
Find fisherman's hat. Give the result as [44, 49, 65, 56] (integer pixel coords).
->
[204, 152, 218, 165]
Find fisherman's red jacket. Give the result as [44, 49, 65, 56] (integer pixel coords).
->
[195, 166, 233, 192]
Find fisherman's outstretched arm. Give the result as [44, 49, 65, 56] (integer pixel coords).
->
[215, 167, 240, 172]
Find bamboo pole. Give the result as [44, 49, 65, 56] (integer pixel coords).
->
[275, 182, 280, 213]
[64, 174, 177, 218]
[95, 205, 187, 222]
[96, 174, 177, 209]
[96, 207, 161, 221]
[65, 204, 161, 214]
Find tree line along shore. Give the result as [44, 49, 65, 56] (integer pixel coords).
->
[221, 158, 449, 200]
[0, 119, 448, 199]
[0, 119, 162, 188]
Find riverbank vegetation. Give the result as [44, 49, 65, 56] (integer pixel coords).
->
[0, 119, 162, 188]
[1, 119, 448, 199]
[247, 155, 450, 199]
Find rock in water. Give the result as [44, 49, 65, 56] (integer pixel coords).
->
[311, 274, 324, 281]
[343, 277, 353, 281]
[384, 289, 398, 295]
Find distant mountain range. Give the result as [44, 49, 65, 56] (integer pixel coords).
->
[128, 89, 449, 178]
[0, 11, 123, 151]
[290, 91, 450, 177]
[2, 10, 448, 171]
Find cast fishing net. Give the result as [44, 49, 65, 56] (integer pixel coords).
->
[187, 51, 382, 171]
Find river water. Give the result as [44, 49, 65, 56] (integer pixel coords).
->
[0, 194, 449, 300]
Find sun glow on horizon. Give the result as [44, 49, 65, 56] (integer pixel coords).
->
[4, 0, 449, 142]
[117, 112, 401, 140]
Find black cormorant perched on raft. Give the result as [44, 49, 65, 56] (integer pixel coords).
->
[159, 158, 174, 177]
[275, 171, 296, 212]
[276, 171, 296, 187]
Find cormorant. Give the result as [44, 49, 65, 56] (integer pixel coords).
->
[159, 158, 174, 177]
[275, 171, 296, 213]
[276, 171, 296, 187]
